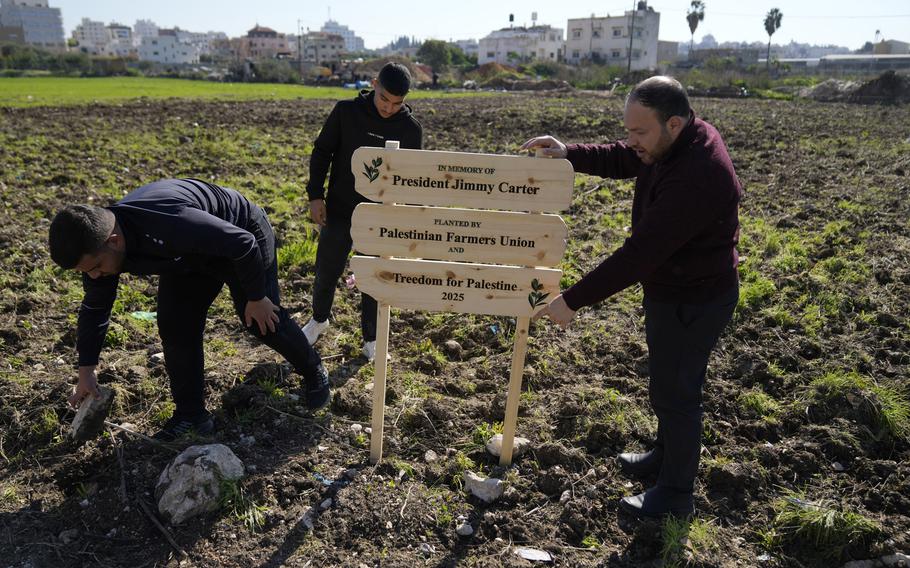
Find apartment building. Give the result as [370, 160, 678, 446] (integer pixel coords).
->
[0, 0, 65, 50]
[566, 2, 660, 70]
[478, 25, 564, 65]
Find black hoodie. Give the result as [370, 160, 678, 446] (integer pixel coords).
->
[306, 90, 423, 222]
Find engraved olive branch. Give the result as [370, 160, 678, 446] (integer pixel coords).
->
[528, 278, 549, 308]
[362, 157, 382, 182]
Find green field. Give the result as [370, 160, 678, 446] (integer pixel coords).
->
[0, 76, 487, 107]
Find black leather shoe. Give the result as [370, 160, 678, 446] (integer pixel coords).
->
[619, 486, 695, 519]
[617, 447, 663, 476]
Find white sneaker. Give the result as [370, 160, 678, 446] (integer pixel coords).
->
[361, 341, 391, 362]
[302, 318, 329, 345]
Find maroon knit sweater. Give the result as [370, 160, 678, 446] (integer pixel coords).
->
[561, 114, 742, 310]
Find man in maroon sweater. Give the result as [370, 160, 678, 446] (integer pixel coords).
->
[521, 76, 741, 518]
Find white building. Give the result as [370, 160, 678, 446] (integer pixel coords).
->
[453, 39, 478, 59]
[478, 25, 564, 65]
[566, 2, 660, 70]
[103, 23, 134, 57]
[72, 17, 108, 54]
[0, 0, 65, 50]
[138, 29, 200, 64]
[320, 19, 364, 52]
[133, 18, 158, 45]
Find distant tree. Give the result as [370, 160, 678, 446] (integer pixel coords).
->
[763, 8, 783, 70]
[856, 41, 873, 54]
[686, 1, 705, 54]
[417, 39, 451, 71]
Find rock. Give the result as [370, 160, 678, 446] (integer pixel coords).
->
[485, 434, 530, 458]
[882, 553, 910, 566]
[424, 450, 439, 463]
[299, 506, 315, 530]
[319, 498, 332, 510]
[150, 352, 165, 363]
[419, 542, 435, 556]
[456, 520, 474, 536]
[70, 386, 115, 443]
[155, 444, 244, 524]
[559, 490, 572, 504]
[514, 547, 553, 562]
[58, 528, 79, 544]
[443, 340, 463, 359]
[463, 471, 504, 503]
[841, 561, 876, 568]
[350, 423, 363, 433]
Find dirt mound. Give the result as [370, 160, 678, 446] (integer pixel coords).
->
[472, 62, 521, 80]
[352, 56, 431, 84]
[800, 71, 910, 105]
[481, 77, 573, 91]
[849, 70, 910, 105]
[799, 78, 860, 102]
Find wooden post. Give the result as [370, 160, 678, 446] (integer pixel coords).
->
[369, 302, 391, 464]
[499, 316, 530, 466]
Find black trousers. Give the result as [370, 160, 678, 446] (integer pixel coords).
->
[156, 213, 320, 418]
[310, 218, 377, 342]
[644, 282, 738, 493]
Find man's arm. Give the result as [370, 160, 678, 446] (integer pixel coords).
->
[72, 273, 118, 407]
[562, 176, 724, 311]
[565, 142, 642, 180]
[306, 103, 343, 202]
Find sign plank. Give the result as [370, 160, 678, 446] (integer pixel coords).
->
[351, 204, 568, 267]
[350, 256, 561, 317]
[352, 147, 574, 212]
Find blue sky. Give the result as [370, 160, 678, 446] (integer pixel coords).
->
[52, 0, 909, 50]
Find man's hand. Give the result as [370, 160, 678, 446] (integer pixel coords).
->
[309, 199, 327, 227]
[532, 294, 576, 329]
[245, 297, 281, 335]
[519, 136, 568, 159]
[69, 366, 101, 409]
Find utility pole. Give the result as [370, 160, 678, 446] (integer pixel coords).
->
[297, 19, 303, 76]
[627, 0, 636, 73]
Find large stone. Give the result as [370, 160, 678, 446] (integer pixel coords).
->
[485, 433, 530, 458]
[70, 387, 114, 443]
[155, 444, 244, 524]
[463, 471, 503, 503]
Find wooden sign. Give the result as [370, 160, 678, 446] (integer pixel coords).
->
[350, 257, 561, 317]
[351, 204, 568, 266]
[354, 141, 574, 468]
[351, 147, 574, 212]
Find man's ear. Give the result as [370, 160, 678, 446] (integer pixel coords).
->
[371, 78, 379, 90]
[667, 115, 685, 135]
[106, 231, 125, 251]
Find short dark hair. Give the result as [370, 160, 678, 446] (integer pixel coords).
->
[378, 62, 411, 96]
[48, 205, 115, 268]
[627, 76, 691, 123]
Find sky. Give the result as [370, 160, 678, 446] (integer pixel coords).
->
[52, 0, 910, 51]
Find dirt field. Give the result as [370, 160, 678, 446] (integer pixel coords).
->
[0, 92, 908, 567]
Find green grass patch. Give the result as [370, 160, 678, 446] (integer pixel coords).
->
[738, 388, 782, 422]
[771, 490, 880, 557]
[661, 516, 719, 567]
[807, 371, 910, 442]
[220, 478, 267, 532]
[0, 76, 494, 107]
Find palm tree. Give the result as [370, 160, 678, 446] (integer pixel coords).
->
[764, 8, 783, 71]
[686, 1, 705, 55]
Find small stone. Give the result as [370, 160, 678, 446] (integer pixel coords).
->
[514, 547, 552, 562]
[559, 490, 572, 503]
[456, 521, 474, 536]
[832, 462, 845, 472]
[33, 363, 44, 371]
[150, 352, 165, 363]
[424, 450, 439, 463]
[385, 520, 392, 529]
[58, 529, 79, 544]
[320, 498, 332, 510]
[246, 465, 257, 473]
[79, 499, 89, 508]
[350, 423, 363, 433]
[419, 542, 435, 556]
[443, 340, 463, 359]
[317, 445, 328, 452]
[364, 427, 372, 434]
[299, 507, 315, 530]
[288, 394, 300, 402]
[485, 434, 531, 458]
[463, 471, 504, 503]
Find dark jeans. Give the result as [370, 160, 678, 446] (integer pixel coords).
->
[311, 219, 377, 342]
[157, 213, 320, 418]
[644, 282, 738, 493]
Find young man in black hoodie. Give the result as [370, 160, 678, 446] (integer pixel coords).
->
[49, 178, 330, 441]
[303, 62, 423, 360]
